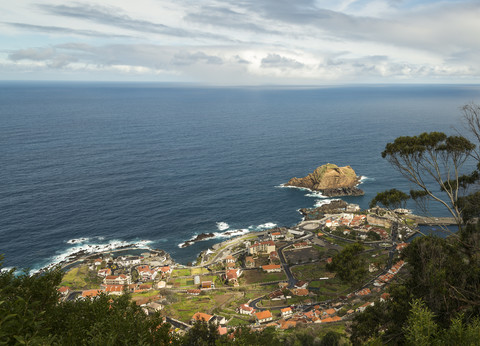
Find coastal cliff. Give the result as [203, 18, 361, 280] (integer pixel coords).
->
[285, 163, 364, 197]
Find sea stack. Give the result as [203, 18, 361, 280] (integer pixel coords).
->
[285, 163, 364, 197]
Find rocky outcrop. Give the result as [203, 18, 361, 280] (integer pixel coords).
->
[299, 200, 349, 221]
[181, 233, 215, 248]
[285, 163, 364, 197]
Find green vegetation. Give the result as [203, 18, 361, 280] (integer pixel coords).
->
[326, 242, 367, 285]
[351, 104, 480, 345]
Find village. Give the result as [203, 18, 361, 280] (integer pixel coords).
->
[56, 204, 415, 337]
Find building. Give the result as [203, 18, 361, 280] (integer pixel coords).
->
[237, 304, 255, 315]
[270, 231, 282, 240]
[294, 281, 308, 289]
[57, 286, 70, 296]
[224, 255, 235, 264]
[262, 264, 282, 273]
[245, 256, 255, 268]
[225, 269, 242, 286]
[281, 307, 293, 317]
[187, 289, 201, 295]
[367, 214, 392, 229]
[255, 310, 273, 323]
[137, 265, 158, 281]
[357, 302, 374, 312]
[191, 312, 214, 324]
[104, 285, 124, 295]
[104, 274, 131, 286]
[249, 241, 276, 255]
[201, 281, 215, 290]
[81, 289, 102, 299]
[292, 288, 309, 296]
[97, 268, 112, 277]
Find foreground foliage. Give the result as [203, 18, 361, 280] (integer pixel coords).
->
[353, 103, 480, 344]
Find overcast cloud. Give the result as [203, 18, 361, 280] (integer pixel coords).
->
[1, 0, 479, 84]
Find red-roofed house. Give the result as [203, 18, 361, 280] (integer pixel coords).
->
[105, 285, 124, 295]
[218, 326, 227, 336]
[97, 268, 112, 277]
[262, 264, 282, 273]
[237, 304, 255, 315]
[191, 312, 214, 324]
[255, 310, 273, 323]
[81, 289, 102, 299]
[293, 242, 310, 249]
[245, 256, 255, 268]
[225, 269, 242, 286]
[292, 288, 309, 296]
[201, 281, 215, 290]
[187, 289, 201, 295]
[57, 286, 70, 296]
[357, 302, 374, 312]
[281, 307, 293, 317]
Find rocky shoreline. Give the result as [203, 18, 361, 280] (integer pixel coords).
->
[285, 163, 364, 197]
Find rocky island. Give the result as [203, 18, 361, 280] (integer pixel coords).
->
[285, 163, 364, 197]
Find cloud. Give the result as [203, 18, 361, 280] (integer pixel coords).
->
[261, 54, 304, 69]
[4, 22, 132, 38]
[172, 51, 223, 66]
[37, 3, 229, 41]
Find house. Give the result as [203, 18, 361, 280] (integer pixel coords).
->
[104, 274, 131, 286]
[255, 310, 273, 323]
[218, 326, 227, 336]
[81, 289, 102, 299]
[225, 269, 242, 286]
[270, 231, 282, 240]
[93, 258, 103, 266]
[104, 285, 124, 295]
[249, 241, 275, 255]
[211, 315, 227, 325]
[57, 286, 70, 296]
[380, 293, 391, 302]
[396, 243, 408, 251]
[279, 320, 297, 329]
[357, 302, 374, 312]
[116, 256, 142, 267]
[146, 302, 163, 312]
[237, 304, 255, 315]
[191, 312, 214, 324]
[187, 289, 201, 296]
[294, 281, 308, 289]
[269, 251, 279, 262]
[269, 290, 287, 300]
[245, 256, 255, 268]
[225, 255, 235, 264]
[281, 307, 293, 317]
[292, 288, 309, 296]
[201, 281, 215, 290]
[137, 265, 157, 281]
[355, 288, 371, 296]
[262, 264, 282, 273]
[159, 266, 172, 277]
[97, 268, 112, 277]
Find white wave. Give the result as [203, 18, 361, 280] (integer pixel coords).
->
[314, 198, 341, 208]
[249, 222, 277, 231]
[276, 184, 314, 192]
[216, 222, 230, 231]
[0, 267, 14, 273]
[66, 237, 90, 244]
[32, 239, 152, 274]
[305, 191, 328, 198]
[214, 228, 250, 239]
[359, 176, 375, 184]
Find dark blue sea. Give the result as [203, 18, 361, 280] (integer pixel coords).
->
[1, 82, 479, 271]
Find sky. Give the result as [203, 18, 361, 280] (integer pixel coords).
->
[1, 0, 480, 85]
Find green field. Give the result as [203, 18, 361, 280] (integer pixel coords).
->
[242, 269, 286, 284]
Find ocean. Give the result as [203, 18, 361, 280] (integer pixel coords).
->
[1, 82, 479, 271]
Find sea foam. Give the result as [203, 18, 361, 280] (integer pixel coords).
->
[32, 239, 152, 274]
[216, 222, 230, 231]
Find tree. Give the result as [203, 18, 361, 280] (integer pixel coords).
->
[326, 242, 367, 284]
[380, 131, 476, 229]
